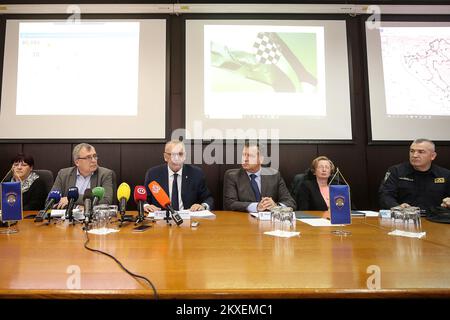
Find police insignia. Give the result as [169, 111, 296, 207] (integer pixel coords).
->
[6, 193, 17, 206]
[383, 171, 390, 183]
[334, 196, 345, 208]
[434, 177, 445, 183]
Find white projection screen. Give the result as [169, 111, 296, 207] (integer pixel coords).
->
[0, 19, 166, 139]
[366, 21, 450, 141]
[185, 19, 353, 140]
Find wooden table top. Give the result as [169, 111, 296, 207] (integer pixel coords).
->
[1, 211, 450, 299]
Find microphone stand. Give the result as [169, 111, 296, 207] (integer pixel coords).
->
[45, 209, 54, 225]
[66, 203, 75, 225]
[135, 201, 145, 225]
[164, 208, 172, 226]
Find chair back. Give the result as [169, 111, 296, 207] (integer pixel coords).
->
[290, 173, 306, 200]
[33, 169, 54, 195]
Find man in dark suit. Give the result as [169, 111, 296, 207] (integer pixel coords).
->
[223, 142, 295, 212]
[51, 143, 114, 208]
[144, 140, 214, 212]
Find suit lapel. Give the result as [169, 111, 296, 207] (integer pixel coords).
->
[160, 166, 169, 196]
[181, 164, 189, 205]
[90, 169, 99, 188]
[260, 173, 266, 197]
[69, 167, 77, 190]
[240, 169, 256, 202]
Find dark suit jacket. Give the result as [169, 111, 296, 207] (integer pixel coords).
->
[296, 179, 329, 211]
[144, 164, 214, 210]
[223, 167, 296, 212]
[51, 166, 114, 205]
[23, 177, 47, 211]
[5, 172, 47, 211]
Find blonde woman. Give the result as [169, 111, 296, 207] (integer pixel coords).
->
[297, 156, 335, 211]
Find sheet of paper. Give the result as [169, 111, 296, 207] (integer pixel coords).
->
[388, 230, 426, 239]
[148, 210, 215, 218]
[299, 218, 345, 227]
[359, 210, 379, 217]
[249, 212, 271, 220]
[190, 210, 216, 218]
[264, 230, 300, 238]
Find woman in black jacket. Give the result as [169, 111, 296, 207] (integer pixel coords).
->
[9, 153, 47, 211]
[297, 156, 335, 211]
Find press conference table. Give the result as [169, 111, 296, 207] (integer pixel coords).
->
[1, 211, 450, 300]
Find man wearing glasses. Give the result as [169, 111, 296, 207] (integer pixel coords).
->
[144, 140, 214, 212]
[51, 143, 114, 208]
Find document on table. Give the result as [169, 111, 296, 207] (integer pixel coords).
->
[148, 210, 215, 219]
[190, 210, 216, 218]
[299, 218, 344, 227]
[358, 210, 380, 217]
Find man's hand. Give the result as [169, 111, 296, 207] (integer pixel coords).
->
[190, 204, 205, 211]
[441, 197, 450, 208]
[399, 203, 411, 208]
[257, 197, 276, 211]
[144, 204, 161, 213]
[56, 197, 68, 209]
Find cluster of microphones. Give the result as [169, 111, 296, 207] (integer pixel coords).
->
[35, 181, 183, 226]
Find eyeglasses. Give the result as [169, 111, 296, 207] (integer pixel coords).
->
[12, 162, 29, 167]
[78, 155, 98, 161]
[164, 152, 185, 158]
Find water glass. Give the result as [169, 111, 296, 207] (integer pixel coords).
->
[390, 206, 422, 233]
[270, 206, 282, 230]
[93, 205, 118, 230]
[280, 207, 296, 232]
[404, 206, 422, 233]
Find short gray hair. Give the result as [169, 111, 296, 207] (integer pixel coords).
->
[165, 140, 185, 152]
[412, 138, 435, 152]
[72, 143, 94, 162]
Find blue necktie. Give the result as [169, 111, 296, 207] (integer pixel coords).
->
[250, 174, 261, 202]
[172, 173, 179, 211]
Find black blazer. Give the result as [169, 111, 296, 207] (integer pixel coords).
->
[296, 179, 329, 211]
[144, 164, 214, 210]
[22, 177, 47, 211]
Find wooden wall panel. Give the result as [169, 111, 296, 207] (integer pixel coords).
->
[22, 143, 71, 179]
[92, 143, 121, 186]
[0, 144, 22, 179]
[318, 145, 368, 210]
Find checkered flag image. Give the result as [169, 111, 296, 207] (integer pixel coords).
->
[253, 32, 282, 65]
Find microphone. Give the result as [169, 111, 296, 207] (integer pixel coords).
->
[117, 182, 133, 224]
[133, 185, 147, 224]
[148, 181, 183, 226]
[92, 186, 105, 207]
[65, 187, 79, 223]
[117, 182, 131, 216]
[83, 189, 93, 223]
[35, 190, 62, 222]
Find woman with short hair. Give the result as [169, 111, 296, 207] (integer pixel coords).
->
[9, 153, 47, 210]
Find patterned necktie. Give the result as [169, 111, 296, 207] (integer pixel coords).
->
[250, 174, 261, 202]
[172, 173, 179, 211]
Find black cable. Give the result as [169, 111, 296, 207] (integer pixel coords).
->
[83, 228, 159, 299]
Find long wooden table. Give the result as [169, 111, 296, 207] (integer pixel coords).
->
[1, 211, 450, 299]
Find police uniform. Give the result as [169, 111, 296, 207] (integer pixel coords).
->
[378, 162, 450, 211]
